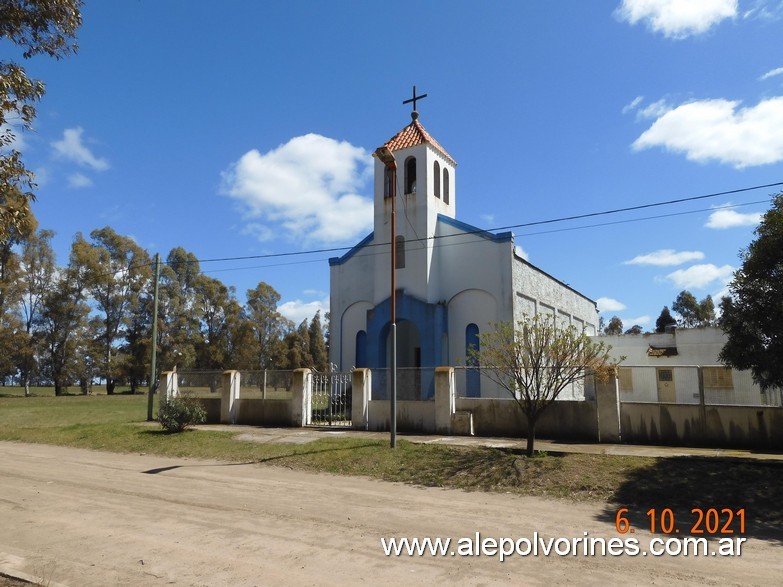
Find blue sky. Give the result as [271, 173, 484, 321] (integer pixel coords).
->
[9, 0, 783, 327]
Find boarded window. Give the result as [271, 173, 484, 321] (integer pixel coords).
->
[703, 367, 733, 389]
[618, 368, 633, 392]
[395, 235, 405, 269]
[384, 167, 392, 199]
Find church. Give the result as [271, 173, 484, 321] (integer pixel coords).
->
[329, 102, 599, 399]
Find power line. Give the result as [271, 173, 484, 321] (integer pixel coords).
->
[197, 199, 771, 275]
[192, 180, 782, 264]
[81, 181, 782, 280]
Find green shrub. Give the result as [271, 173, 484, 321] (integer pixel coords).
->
[158, 395, 207, 433]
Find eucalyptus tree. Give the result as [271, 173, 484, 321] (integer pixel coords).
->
[122, 264, 155, 393]
[0, 224, 23, 384]
[193, 274, 234, 369]
[1, 0, 82, 244]
[71, 227, 151, 394]
[156, 247, 201, 372]
[308, 311, 328, 372]
[16, 229, 57, 395]
[246, 281, 289, 369]
[222, 298, 260, 371]
[36, 265, 89, 395]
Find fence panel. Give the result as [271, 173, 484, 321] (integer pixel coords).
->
[240, 370, 293, 400]
[453, 366, 593, 400]
[176, 370, 223, 397]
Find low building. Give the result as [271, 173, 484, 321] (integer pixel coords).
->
[594, 327, 781, 406]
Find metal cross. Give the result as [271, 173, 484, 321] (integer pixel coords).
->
[403, 85, 428, 112]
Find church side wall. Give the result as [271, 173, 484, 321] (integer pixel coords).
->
[511, 256, 598, 334]
[435, 221, 514, 319]
[436, 222, 515, 397]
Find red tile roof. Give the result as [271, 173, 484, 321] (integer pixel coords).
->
[381, 119, 457, 166]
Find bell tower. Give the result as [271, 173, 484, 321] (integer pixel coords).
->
[372, 90, 457, 304]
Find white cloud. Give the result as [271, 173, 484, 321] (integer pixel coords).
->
[597, 297, 627, 312]
[622, 96, 644, 114]
[622, 315, 652, 326]
[481, 213, 495, 225]
[278, 296, 330, 325]
[514, 245, 529, 261]
[222, 134, 373, 244]
[616, 0, 738, 39]
[638, 99, 672, 119]
[67, 172, 93, 188]
[624, 249, 705, 266]
[51, 127, 110, 171]
[705, 204, 763, 228]
[240, 222, 276, 242]
[743, 1, 783, 21]
[623, 97, 673, 119]
[633, 97, 783, 168]
[666, 263, 735, 289]
[760, 66, 783, 81]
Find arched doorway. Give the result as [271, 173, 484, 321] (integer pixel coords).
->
[382, 320, 422, 400]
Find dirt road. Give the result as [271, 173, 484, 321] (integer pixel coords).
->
[0, 441, 779, 586]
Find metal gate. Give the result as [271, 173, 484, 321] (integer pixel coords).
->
[310, 371, 352, 427]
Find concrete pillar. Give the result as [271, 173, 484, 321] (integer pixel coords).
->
[351, 368, 371, 430]
[291, 368, 312, 427]
[595, 373, 621, 443]
[435, 367, 456, 434]
[221, 370, 241, 424]
[160, 371, 179, 401]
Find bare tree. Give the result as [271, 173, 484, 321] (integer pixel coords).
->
[471, 315, 618, 456]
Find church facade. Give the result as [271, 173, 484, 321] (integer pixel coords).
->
[329, 113, 598, 398]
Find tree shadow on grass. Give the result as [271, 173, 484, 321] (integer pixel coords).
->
[596, 456, 783, 544]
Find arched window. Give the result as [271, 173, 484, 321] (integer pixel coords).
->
[383, 167, 392, 199]
[466, 323, 480, 397]
[404, 157, 417, 195]
[395, 235, 405, 269]
[433, 161, 441, 198]
[443, 168, 450, 204]
[355, 331, 367, 368]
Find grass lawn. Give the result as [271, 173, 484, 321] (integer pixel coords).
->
[1, 391, 781, 540]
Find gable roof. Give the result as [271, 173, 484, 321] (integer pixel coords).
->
[381, 119, 457, 166]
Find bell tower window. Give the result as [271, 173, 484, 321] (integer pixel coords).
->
[434, 161, 441, 198]
[404, 157, 417, 195]
[443, 168, 450, 204]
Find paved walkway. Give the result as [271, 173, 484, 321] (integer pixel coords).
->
[195, 424, 783, 461]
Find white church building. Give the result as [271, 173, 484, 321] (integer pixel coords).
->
[329, 110, 599, 398]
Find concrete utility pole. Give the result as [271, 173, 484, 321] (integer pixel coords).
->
[147, 253, 161, 422]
